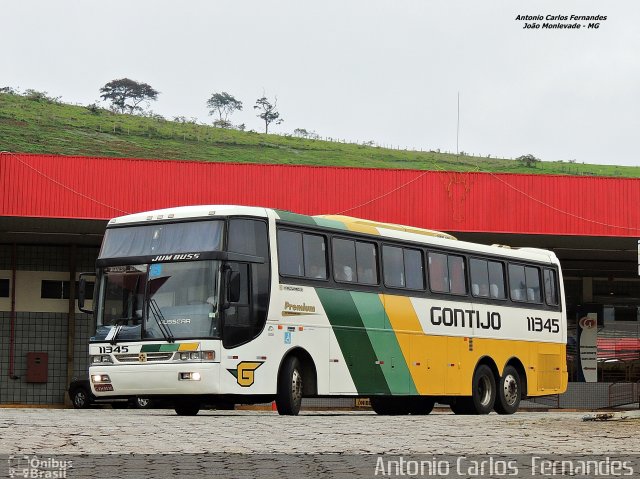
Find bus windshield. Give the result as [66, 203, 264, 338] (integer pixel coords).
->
[94, 260, 221, 341]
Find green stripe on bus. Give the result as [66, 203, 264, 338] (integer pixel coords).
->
[274, 209, 317, 226]
[350, 292, 418, 395]
[159, 344, 180, 352]
[313, 217, 348, 230]
[316, 288, 390, 395]
[140, 344, 162, 352]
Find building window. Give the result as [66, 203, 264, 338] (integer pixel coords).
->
[41, 280, 68, 299]
[0, 278, 9, 298]
[470, 259, 506, 299]
[277, 229, 327, 280]
[428, 252, 467, 295]
[332, 238, 378, 285]
[383, 245, 424, 290]
[40, 280, 93, 300]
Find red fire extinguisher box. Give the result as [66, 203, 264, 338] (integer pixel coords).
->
[26, 352, 48, 383]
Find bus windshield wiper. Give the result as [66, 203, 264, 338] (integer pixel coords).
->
[108, 323, 123, 345]
[148, 299, 175, 343]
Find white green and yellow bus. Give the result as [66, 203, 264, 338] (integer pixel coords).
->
[83, 205, 567, 416]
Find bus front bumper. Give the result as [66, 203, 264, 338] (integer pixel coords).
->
[89, 363, 221, 397]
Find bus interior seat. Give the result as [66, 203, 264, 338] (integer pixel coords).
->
[472, 283, 480, 296]
[490, 284, 499, 298]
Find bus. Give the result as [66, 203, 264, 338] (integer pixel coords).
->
[82, 205, 567, 416]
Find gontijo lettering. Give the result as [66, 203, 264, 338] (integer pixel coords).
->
[430, 307, 501, 330]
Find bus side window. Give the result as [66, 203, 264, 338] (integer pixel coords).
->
[384, 246, 424, 290]
[525, 266, 542, 303]
[428, 252, 448, 293]
[225, 219, 270, 349]
[303, 234, 327, 279]
[488, 261, 506, 299]
[277, 230, 304, 277]
[355, 241, 378, 285]
[544, 269, 559, 306]
[333, 238, 357, 283]
[404, 248, 424, 290]
[508, 264, 526, 301]
[448, 255, 467, 295]
[383, 245, 405, 287]
[470, 258, 489, 298]
[333, 238, 378, 284]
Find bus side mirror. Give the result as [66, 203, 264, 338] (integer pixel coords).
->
[228, 271, 241, 303]
[77, 273, 94, 315]
[221, 266, 241, 310]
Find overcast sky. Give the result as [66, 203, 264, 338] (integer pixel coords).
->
[4, 1, 639, 166]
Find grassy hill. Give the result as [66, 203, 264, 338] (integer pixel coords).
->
[1, 91, 638, 177]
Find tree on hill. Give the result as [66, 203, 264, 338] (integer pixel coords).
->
[516, 154, 541, 168]
[294, 128, 319, 140]
[206, 92, 243, 125]
[254, 95, 283, 134]
[99, 78, 159, 114]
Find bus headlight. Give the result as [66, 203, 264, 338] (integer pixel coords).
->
[91, 355, 113, 364]
[179, 372, 201, 381]
[91, 374, 111, 383]
[176, 351, 215, 362]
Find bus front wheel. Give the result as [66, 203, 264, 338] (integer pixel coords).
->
[494, 365, 521, 415]
[276, 356, 303, 416]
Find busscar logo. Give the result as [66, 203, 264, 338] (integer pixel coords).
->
[227, 361, 264, 387]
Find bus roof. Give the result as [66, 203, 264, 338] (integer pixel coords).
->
[107, 205, 270, 226]
[107, 205, 559, 265]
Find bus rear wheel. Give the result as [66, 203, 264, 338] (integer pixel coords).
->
[494, 365, 521, 415]
[174, 399, 200, 416]
[409, 397, 435, 415]
[276, 356, 303, 416]
[370, 397, 433, 415]
[370, 397, 408, 415]
[451, 365, 496, 415]
[470, 365, 496, 414]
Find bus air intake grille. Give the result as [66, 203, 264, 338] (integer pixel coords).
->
[116, 353, 174, 363]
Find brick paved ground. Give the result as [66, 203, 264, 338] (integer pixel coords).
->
[1, 408, 637, 455]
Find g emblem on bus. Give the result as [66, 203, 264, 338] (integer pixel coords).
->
[228, 361, 263, 387]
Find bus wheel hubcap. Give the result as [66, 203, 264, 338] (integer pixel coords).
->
[291, 369, 302, 402]
[503, 375, 518, 405]
[478, 376, 492, 406]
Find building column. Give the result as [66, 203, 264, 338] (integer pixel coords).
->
[65, 245, 76, 407]
[582, 277, 593, 303]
